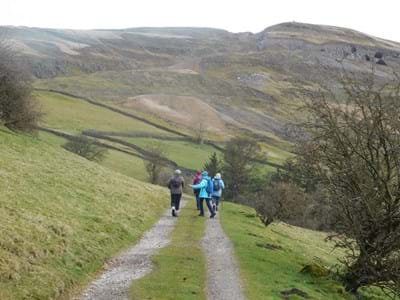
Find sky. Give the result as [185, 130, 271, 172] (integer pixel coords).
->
[1, 0, 400, 42]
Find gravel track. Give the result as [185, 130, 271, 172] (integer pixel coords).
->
[202, 213, 246, 300]
[76, 203, 184, 300]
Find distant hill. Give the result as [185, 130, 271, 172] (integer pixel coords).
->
[3, 22, 400, 143]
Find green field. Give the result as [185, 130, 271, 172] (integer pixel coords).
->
[0, 128, 168, 300]
[131, 199, 206, 300]
[220, 202, 389, 300]
[126, 137, 220, 171]
[35, 89, 290, 179]
[36, 91, 173, 136]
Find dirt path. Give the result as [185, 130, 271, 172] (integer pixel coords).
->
[202, 214, 246, 300]
[77, 203, 184, 300]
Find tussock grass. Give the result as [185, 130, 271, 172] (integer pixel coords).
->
[220, 202, 389, 300]
[0, 128, 168, 299]
[131, 199, 206, 300]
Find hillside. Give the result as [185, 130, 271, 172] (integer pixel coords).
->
[0, 128, 168, 299]
[3, 22, 400, 146]
[1, 21, 399, 300]
[220, 203, 389, 300]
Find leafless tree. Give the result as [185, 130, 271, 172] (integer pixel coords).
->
[144, 142, 168, 184]
[194, 119, 206, 144]
[299, 65, 400, 297]
[0, 41, 41, 132]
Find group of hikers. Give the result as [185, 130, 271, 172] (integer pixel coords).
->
[167, 170, 225, 218]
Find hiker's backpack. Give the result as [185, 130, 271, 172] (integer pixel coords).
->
[171, 177, 181, 189]
[205, 178, 214, 196]
[213, 179, 221, 192]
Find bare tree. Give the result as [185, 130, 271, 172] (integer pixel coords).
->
[144, 142, 168, 184]
[0, 42, 40, 132]
[63, 135, 107, 162]
[299, 66, 400, 297]
[194, 119, 206, 144]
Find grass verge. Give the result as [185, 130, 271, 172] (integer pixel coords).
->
[130, 199, 206, 300]
[220, 202, 389, 300]
[0, 128, 168, 299]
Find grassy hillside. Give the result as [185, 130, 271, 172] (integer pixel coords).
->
[36, 90, 172, 136]
[36, 90, 228, 175]
[38, 131, 148, 182]
[220, 202, 389, 300]
[36, 90, 287, 179]
[0, 128, 168, 300]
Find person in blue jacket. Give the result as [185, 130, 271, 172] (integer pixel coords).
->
[211, 173, 225, 212]
[190, 171, 216, 218]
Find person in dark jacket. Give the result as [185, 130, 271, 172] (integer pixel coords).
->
[191, 171, 216, 218]
[192, 171, 202, 210]
[168, 169, 185, 217]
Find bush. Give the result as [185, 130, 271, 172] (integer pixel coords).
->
[0, 43, 40, 132]
[255, 181, 310, 227]
[63, 135, 107, 162]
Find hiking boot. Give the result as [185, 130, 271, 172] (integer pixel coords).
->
[172, 206, 176, 217]
[198, 213, 204, 217]
[210, 213, 216, 219]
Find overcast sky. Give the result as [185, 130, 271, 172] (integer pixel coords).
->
[1, 0, 400, 42]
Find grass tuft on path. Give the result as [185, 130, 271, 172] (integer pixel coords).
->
[131, 199, 206, 300]
[0, 128, 168, 300]
[220, 202, 389, 300]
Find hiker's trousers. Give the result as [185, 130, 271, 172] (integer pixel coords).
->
[199, 197, 214, 215]
[194, 189, 200, 209]
[171, 193, 182, 210]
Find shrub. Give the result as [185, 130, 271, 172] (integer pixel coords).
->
[255, 181, 310, 227]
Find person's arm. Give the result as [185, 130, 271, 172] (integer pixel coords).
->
[167, 178, 171, 190]
[191, 179, 206, 190]
[181, 177, 185, 188]
[221, 180, 225, 189]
